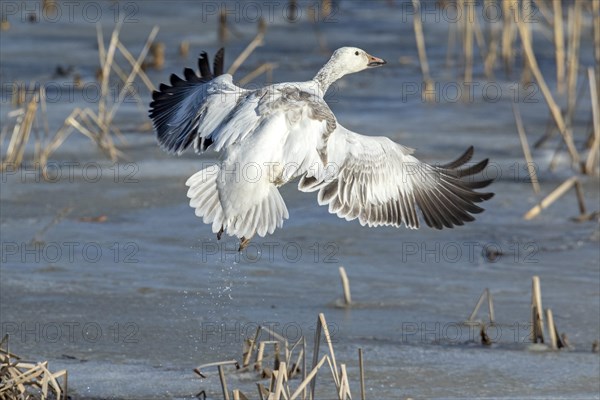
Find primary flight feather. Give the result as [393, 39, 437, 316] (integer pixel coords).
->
[149, 47, 493, 250]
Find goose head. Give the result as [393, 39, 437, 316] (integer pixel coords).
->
[314, 47, 386, 91]
[330, 47, 387, 73]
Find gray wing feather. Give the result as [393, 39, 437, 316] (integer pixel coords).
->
[299, 125, 494, 229]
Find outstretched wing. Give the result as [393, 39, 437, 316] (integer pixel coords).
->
[298, 124, 494, 229]
[149, 49, 248, 154]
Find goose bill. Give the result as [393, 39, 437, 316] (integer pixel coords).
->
[367, 55, 386, 67]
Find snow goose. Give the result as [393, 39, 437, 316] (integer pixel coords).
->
[149, 47, 493, 250]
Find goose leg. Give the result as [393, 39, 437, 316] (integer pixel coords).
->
[216, 225, 224, 240]
[238, 236, 252, 251]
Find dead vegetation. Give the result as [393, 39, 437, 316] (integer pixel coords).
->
[0, 335, 68, 400]
[195, 313, 364, 400]
[411, 0, 599, 220]
[0, 22, 159, 177]
[465, 276, 576, 350]
[1, 16, 277, 179]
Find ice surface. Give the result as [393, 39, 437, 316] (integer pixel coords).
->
[1, 1, 599, 399]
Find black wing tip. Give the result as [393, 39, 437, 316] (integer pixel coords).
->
[421, 148, 495, 229]
[213, 48, 225, 77]
[197, 48, 225, 79]
[184, 67, 197, 80]
[149, 48, 228, 156]
[443, 147, 495, 192]
[441, 146, 475, 169]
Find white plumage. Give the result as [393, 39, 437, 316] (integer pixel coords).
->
[149, 47, 493, 249]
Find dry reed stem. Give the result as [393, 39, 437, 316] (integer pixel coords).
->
[257, 384, 269, 400]
[0, 111, 14, 143]
[471, 7, 487, 65]
[228, 20, 266, 76]
[467, 288, 487, 323]
[93, 27, 122, 161]
[310, 316, 322, 399]
[287, 338, 302, 371]
[586, 67, 600, 175]
[480, 325, 492, 346]
[483, 0, 499, 79]
[566, 1, 582, 125]
[98, 20, 122, 126]
[523, 176, 578, 220]
[272, 362, 287, 400]
[110, 60, 151, 106]
[68, 113, 120, 161]
[318, 314, 339, 387]
[115, 35, 158, 93]
[302, 337, 306, 400]
[219, 365, 230, 400]
[219, 9, 228, 43]
[358, 348, 365, 400]
[531, 276, 545, 343]
[96, 24, 156, 139]
[2, 90, 38, 169]
[513, 104, 541, 194]
[320, 0, 332, 19]
[274, 342, 281, 371]
[411, 0, 435, 102]
[501, 0, 516, 76]
[256, 342, 266, 371]
[239, 63, 278, 86]
[0, 337, 67, 399]
[194, 360, 239, 378]
[516, 9, 581, 166]
[520, 0, 533, 84]
[308, 313, 343, 398]
[289, 347, 304, 380]
[445, 20, 457, 69]
[243, 338, 255, 368]
[148, 42, 165, 70]
[259, 326, 287, 344]
[553, 0, 565, 94]
[233, 389, 249, 400]
[324, 357, 338, 398]
[39, 23, 154, 168]
[310, 10, 330, 55]
[96, 24, 106, 75]
[37, 108, 80, 167]
[4, 89, 32, 161]
[244, 327, 262, 367]
[487, 289, 495, 325]
[179, 40, 190, 57]
[593, 0, 600, 96]
[12, 81, 26, 107]
[338, 266, 352, 305]
[463, 0, 474, 83]
[546, 308, 558, 350]
[290, 356, 328, 400]
[573, 179, 587, 216]
[288, 0, 298, 20]
[37, 86, 50, 158]
[252, 340, 285, 373]
[533, 0, 554, 26]
[338, 364, 350, 400]
[193, 314, 365, 399]
[107, 26, 160, 124]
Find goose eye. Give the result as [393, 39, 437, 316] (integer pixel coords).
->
[354, 51, 359, 56]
